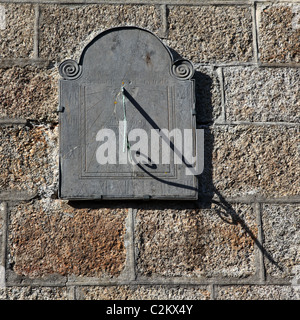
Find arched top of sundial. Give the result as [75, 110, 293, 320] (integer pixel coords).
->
[59, 26, 194, 82]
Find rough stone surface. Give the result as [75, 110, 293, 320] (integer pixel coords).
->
[195, 66, 222, 123]
[135, 204, 257, 278]
[0, 4, 35, 58]
[0, 0, 299, 301]
[79, 285, 211, 300]
[167, 5, 253, 63]
[210, 125, 300, 198]
[0, 66, 58, 122]
[0, 124, 58, 196]
[224, 67, 300, 123]
[8, 200, 127, 278]
[39, 4, 162, 61]
[217, 285, 298, 300]
[0, 286, 68, 300]
[258, 3, 300, 63]
[262, 204, 300, 279]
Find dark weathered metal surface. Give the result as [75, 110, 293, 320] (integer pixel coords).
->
[59, 26, 198, 200]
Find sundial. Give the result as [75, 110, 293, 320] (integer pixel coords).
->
[58, 26, 202, 200]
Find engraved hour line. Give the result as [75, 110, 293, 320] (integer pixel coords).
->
[85, 106, 107, 172]
[85, 88, 123, 116]
[85, 84, 127, 172]
[85, 114, 107, 172]
[85, 96, 104, 111]
[82, 87, 106, 172]
[79, 96, 104, 146]
[84, 89, 118, 135]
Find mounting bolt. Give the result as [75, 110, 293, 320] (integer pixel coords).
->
[57, 105, 65, 113]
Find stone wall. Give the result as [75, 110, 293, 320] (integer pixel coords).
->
[0, 0, 299, 300]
